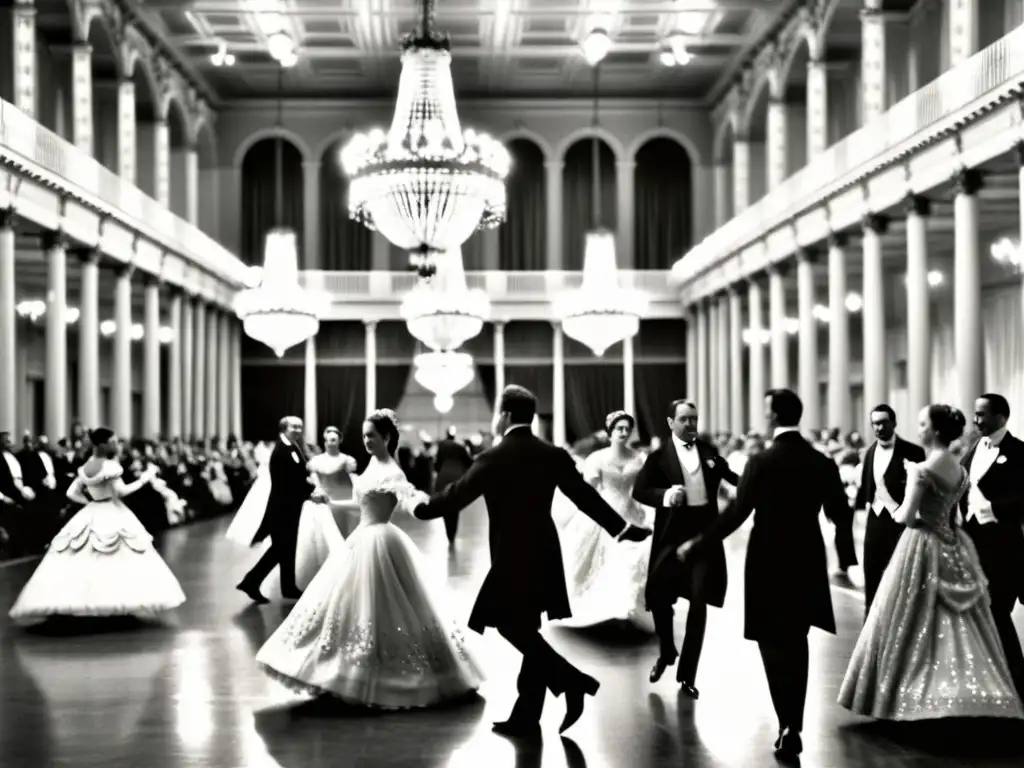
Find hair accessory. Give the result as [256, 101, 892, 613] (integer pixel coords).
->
[605, 410, 633, 432]
[372, 408, 400, 430]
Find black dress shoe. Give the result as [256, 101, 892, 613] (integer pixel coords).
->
[649, 655, 677, 683]
[559, 677, 600, 734]
[678, 681, 699, 699]
[492, 720, 541, 740]
[281, 591, 304, 601]
[237, 582, 269, 605]
[775, 728, 803, 757]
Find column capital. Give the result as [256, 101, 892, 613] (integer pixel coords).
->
[616, 159, 636, 170]
[727, 282, 746, 297]
[142, 274, 162, 289]
[70, 245, 101, 264]
[492, 320, 506, 333]
[861, 213, 889, 235]
[113, 262, 135, 279]
[797, 246, 820, 264]
[768, 261, 789, 277]
[746, 272, 765, 290]
[952, 168, 983, 196]
[364, 319, 378, 330]
[904, 193, 931, 217]
[41, 230, 65, 251]
[544, 159, 564, 171]
[827, 231, 848, 249]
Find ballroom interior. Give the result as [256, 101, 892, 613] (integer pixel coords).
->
[3, 0, 1024, 767]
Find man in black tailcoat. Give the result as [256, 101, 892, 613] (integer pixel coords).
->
[856, 403, 925, 614]
[678, 389, 849, 759]
[433, 426, 474, 544]
[236, 416, 324, 603]
[960, 393, 1024, 699]
[632, 399, 738, 699]
[413, 385, 651, 740]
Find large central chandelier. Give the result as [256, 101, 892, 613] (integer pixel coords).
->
[401, 248, 489, 351]
[414, 350, 475, 414]
[339, 0, 511, 277]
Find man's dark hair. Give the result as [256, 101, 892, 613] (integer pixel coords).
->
[870, 404, 896, 423]
[979, 393, 1011, 420]
[668, 399, 697, 418]
[499, 385, 537, 425]
[767, 388, 803, 428]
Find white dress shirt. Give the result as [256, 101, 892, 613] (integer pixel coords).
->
[663, 434, 708, 507]
[871, 441, 898, 515]
[966, 426, 1007, 524]
[38, 451, 56, 489]
[2, 451, 22, 482]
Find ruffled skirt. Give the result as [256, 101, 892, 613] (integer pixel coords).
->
[838, 526, 1024, 720]
[9, 500, 186, 623]
[256, 521, 481, 709]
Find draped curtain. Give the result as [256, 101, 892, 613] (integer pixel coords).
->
[241, 365, 304, 440]
[499, 139, 547, 271]
[565, 364, 624, 444]
[635, 363, 687, 443]
[634, 138, 693, 269]
[474, 363, 497, 412]
[316, 365, 364, 459]
[377, 365, 413, 411]
[562, 138, 617, 271]
[504, 364, 553, 415]
[240, 138, 305, 267]
[319, 144, 372, 270]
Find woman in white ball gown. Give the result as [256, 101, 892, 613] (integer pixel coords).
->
[226, 426, 355, 595]
[256, 409, 482, 709]
[9, 427, 186, 623]
[556, 411, 654, 632]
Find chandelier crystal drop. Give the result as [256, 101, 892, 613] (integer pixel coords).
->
[339, 0, 510, 276]
[401, 248, 490, 351]
[554, 229, 649, 357]
[234, 228, 327, 357]
[413, 350, 475, 404]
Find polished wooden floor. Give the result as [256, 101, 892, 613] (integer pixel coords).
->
[2, 504, 1023, 768]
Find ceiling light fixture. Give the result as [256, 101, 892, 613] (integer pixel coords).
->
[210, 41, 235, 67]
[581, 28, 612, 66]
[991, 236, 1023, 269]
[665, 32, 693, 66]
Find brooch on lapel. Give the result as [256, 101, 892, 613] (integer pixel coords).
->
[705, 458, 715, 469]
[996, 455, 1008, 465]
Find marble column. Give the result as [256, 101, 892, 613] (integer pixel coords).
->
[860, 4, 889, 124]
[707, 300, 720, 430]
[905, 195, 931, 423]
[44, 233, 67, 440]
[797, 250, 819, 429]
[696, 301, 710, 416]
[231, 321, 243, 439]
[862, 214, 889, 421]
[184, 146, 199, 226]
[218, 312, 230, 440]
[714, 164, 730, 227]
[112, 266, 133, 439]
[304, 335, 317, 440]
[768, 265, 789, 388]
[623, 335, 635, 418]
[827, 234, 852, 431]
[365, 321, 377, 415]
[685, 308, 697, 400]
[117, 79, 136, 185]
[806, 59, 829, 159]
[954, 169, 983, 413]
[0, 212, 15, 432]
[142, 279, 161, 438]
[766, 98, 789, 189]
[302, 160, 321, 270]
[182, 297, 195, 440]
[747, 279, 766, 431]
[12, 1, 36, 117]
[728, 288, 744, 434]
[545, 160, 564, 270]
[552, 323, 566, 446]
[616, 160, 635, 268]
[948, 0, 979, 66]
[493, 322, 506, 404]
[715, 294, 730, 431]
[733, 137, 751, 213]
[168, 291, 182, 439]
[193, 300, 206, 441]
[75, 248, 100, 428]
[71, 42, 93, 156]
[205, 307, 218, 444]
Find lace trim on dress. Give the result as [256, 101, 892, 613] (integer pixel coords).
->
[78, 460, 124, 486]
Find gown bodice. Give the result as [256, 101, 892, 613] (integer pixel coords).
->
[353, 457, 415, 525]
[902, 463, 969, 543]
[583, 448, 647, 525]
[75, 460, 124, 501]
[308, 452, 356, 502]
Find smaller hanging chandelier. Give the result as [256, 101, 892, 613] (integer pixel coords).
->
[401, 248, 490, 351]
[414, 350, 475, 413]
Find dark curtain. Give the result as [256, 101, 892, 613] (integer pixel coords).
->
[316, 365, 366, 464]
[474, 363, 497, 411]
[241, 365, 304, 440]
[499, 139, 546, 270]
[240, 138, 305, 267]
[565, 364, 624, 445]
[376, 364, 412, 411]
[635, 362, 687, 443]
[634, 138, 694, 269]
[505, 364, 553, 415]
[320, 144, 372, 270]
[562, 138, 616, 270]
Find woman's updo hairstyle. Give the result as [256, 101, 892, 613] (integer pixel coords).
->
[605, 410, 635, 434]
[88, 427, 115, 447]
[928, 404, 966, 445]
[367, 409, 400, 455]
[322, 426, 342, 442]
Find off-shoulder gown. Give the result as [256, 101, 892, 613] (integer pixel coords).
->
[838, 463, 1024, 720]
[256, 457, 481, 709]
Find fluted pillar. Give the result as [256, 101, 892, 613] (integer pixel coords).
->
[747, 279, 766, 431]
[623, 335, 635, 418]
[302, 160, 321, 270]
[184, 146, 199, 226]
[44, 233, 67, 440]
[685, 308, 697, 400]
[545, 160, 564, 270]
[205, 306, 218, 445]
[193, 300, 206, 441]
[862, 214, 889, 420]
[728, 288, 744, 434]
[142, 279, 161, 439]
[12, 1, 36, 116]
[948, 0, 979, 66]
[117, 79, 136, 185]
[905, 195, 931, 423]
[733, 137, 751, 213]
[493, 322, 506, 404]
[153, 120, 170, 208]
[75, 248, 100, 427]
[304, 335, 317, 440]
[552, 323, 566, 446]
[827, 235, 851, 431]
[715, 294, 730, 432]
[768, 265, 788, 388]
[707, 300, 720, 431]
[860, 4, 889, 124]
[954, 170, 983, 414]
[616, 160, 635, 268]
[182, 297, 195, 440]
[797, 250, 819, 429]
[231, 321, 242, 439]
[365, 321, 377, 415]
[112, 266, 133, 438]
[766, 99, 789, 189]
[218, 312, 230, 440]
[696, 301, 710, 417]
[168, 291, 182, 439]
[806, 59, 828, 158]
[71, 42, 93, 156]
[714, 164, 730, 227]
[0, 212, 16, 432]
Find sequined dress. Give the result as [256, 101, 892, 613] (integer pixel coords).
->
[256, 457, 482, 709]
[838, 463, 1024, 720]
[556, 448, 654, 632]
[9, 460, 186, 622]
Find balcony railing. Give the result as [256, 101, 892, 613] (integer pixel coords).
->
[299, 270, 676, 300]
[0, 98, 247, 287]
[671, 23, 1024, 286]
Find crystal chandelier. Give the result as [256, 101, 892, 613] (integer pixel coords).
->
[414, 350, 475, 413]
[401, 248, 489, 351]
[339, 0, 511, 277]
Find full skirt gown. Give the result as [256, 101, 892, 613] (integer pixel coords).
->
[9, 499, 186, 622]
[256, 521, 482, 709]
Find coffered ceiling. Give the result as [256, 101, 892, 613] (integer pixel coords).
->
[129, 0, 807, 99]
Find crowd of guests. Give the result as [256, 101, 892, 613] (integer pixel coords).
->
[0, 424, 258, 561]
